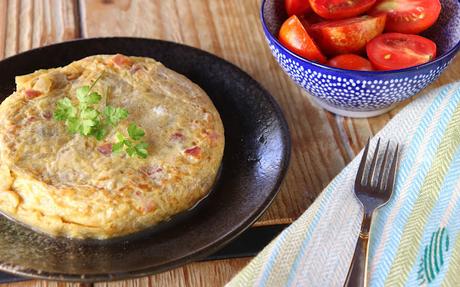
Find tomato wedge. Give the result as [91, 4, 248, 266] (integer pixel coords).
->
[369, 0, 441, 34]
[310, 14, 386, 55]
[366, 33, 437, 70]
[327, 54, 374, 71]
[279, 15, 327, 63]
[309, 0, 376, 19]
[285, 0, 311, 16]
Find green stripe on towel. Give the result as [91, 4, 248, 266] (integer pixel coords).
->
[385, 103, 460, 285]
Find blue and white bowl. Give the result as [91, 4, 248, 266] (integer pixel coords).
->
[261, 0, 460, 117]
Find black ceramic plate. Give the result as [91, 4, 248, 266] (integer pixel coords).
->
[0, 37, 290, 281]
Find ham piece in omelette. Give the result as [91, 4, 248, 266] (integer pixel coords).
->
[0, 54, 224, 239]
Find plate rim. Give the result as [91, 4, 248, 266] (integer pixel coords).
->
[0, 36, 292, 282]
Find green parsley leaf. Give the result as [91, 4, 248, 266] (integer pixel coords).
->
[66, 117, 80, 134]
[104, 106, 129, 126]
[87, 92, 102, 105]
[112, 131, 149, 158]
[115, 131, 126, 142]
[90, 122, 107, 141]
[76, 86, 90, 100]
[126, 146, 136, 156]
[127, 123, 145, 140]
[78, 119, 97, 136]
[135, 142, 149, 150]
[76, 73, 104, 101]
[134, 142, 149, 158]
[93, 129, 107, 141]
[113, 132, 129, 153]
[78, 91, 102, 107]
[112, 141, 125, 153]
[80, 108, 99, 120]
[54, 98, 77, 120]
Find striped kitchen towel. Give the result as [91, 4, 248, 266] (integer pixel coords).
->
[227, 81, 460, 287]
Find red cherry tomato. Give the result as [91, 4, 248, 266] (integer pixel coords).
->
[327, 54, 374, 71]
[366, 33, 437, 70]
[279, 15, 327, 63]
[309, 0, 376, 19]
[285, 0, 311, 16]
[369, 0, 441, 34]
[310, 14, 386, 55]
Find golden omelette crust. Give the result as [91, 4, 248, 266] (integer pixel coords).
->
[0, 55, 224, 239]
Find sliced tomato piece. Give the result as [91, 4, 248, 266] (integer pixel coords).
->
[279, 15, 327, 63]
[309, 0, 376, 19]
[369, 0, 441, 34]
[366, 33, 436, 70]
[285, 0, 311, 16]
[310, 14, 386, 55]
[327, 54, 373, 71]
[112, 54, 133, 67]
[24, 89, 43, 99]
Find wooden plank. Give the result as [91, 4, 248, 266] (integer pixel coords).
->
[1, 1, 459, 286]
[80, 258, 249, 287]
[80, 0, 349, 223]
[0, 1, 7, 58]
[0, 0, 79, 59]
[0, 257, 249, 287]
[0, 257, 250, 287]
[1, 281, 82, 287]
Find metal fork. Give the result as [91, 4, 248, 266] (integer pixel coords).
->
[344, 138, 399, 287]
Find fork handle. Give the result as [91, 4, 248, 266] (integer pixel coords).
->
[344, 214, 371, 287]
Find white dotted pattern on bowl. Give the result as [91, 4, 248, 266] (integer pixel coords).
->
[269, 44, 450, 109]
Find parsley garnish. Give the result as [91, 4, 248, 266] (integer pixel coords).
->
[133, 142, 149, 159]
[76, 87, 101, 106]
[54, 87, 103, 138]
[53, 75, 149, 159]
[113, 124, 149, 159]
[128, 123, 145, 140]
[104, 106, 129, 126]
[54, 97, 77, 120]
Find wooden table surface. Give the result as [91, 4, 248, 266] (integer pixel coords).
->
[0, 0, 458, 286]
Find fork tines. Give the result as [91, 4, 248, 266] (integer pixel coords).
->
[355, 138, 399, 193]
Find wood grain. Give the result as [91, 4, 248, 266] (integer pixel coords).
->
[99, 258, 251, 287]
[0, 0, 459, 286]
[0, 258, 251, 287]
[0, 0, 79, 58]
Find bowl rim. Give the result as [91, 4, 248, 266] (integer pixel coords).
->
[260, 0, 460, 75]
